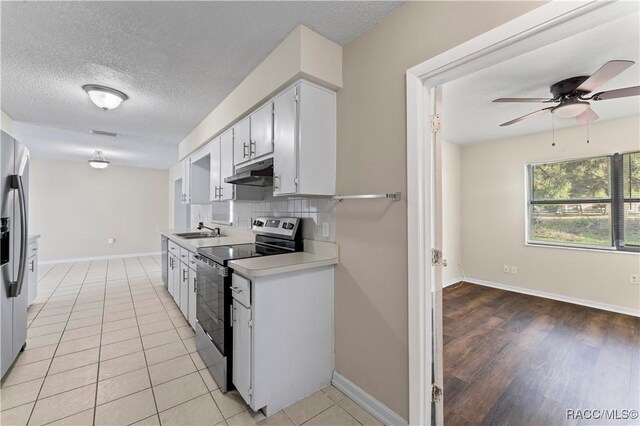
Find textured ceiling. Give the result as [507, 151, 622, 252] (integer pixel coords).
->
[1, 1, 401, 169]
[442, 9, 640, 145]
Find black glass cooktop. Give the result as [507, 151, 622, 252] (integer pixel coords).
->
[197, 243, 289, 265]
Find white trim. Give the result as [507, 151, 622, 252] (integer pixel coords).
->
[405, 2, 639, 424]
[332, 372, 407, 426]
[39, 251, 162, 265]
[443, 277, 463, 288]
[463, 277, 640, 318]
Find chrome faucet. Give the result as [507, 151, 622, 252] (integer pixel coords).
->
[197, 222, 221, 237]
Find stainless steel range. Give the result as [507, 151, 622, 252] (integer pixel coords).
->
[194, 217, 303, 392]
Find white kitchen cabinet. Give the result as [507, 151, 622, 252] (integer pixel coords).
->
[233, 118, 251, 166]
[179, 261, 189, 317]
[168, 253, 177, 297]
[233, 297, 252, 405]
[250, 102, 273, 160]
[181, 157, 191, 204]
[231, 267, 334, 416]
[172, 255, 181, 305]
[219, 129, 234, 201]
[273, 81, 336, 196]
[27, 240, 38, 306]
[188, 268, 197, 328]
[209, 137, 221, 201]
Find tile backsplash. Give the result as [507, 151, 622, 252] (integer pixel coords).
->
[234, 190, 336, 242]
[190, 189, 336, 242]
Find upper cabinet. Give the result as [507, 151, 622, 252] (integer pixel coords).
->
[250, 102, 274, 160]
[211, 129, 235, 202]
[181, 157, 191, 204]
[233, 118, 251, 166]
[273, 81, 336, 197]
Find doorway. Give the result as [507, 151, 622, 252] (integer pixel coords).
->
[405, 2, 639, 424]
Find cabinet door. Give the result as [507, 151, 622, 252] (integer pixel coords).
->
[27, 255, 37, 306]
[172, 257, 181, 305]
[168, 254, 175, 296]
[182, 158, 191, 204]
[180, 263, 189, 317]
[273, 86, 297, 196]
[188, 268, 197, 329]
[232, 300, 252, 404]
[209, 137, 221, 201]
[219, 129, 234, 201]
[250, 102, 273, 159]
[233, 118, 251, 166]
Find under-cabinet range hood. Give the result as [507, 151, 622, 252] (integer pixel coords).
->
[224, 158, 273, 187]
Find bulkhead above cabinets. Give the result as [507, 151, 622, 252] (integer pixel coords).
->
[179, 78, 336, 203]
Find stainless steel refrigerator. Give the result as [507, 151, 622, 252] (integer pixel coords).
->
[1, 130, 30, 379]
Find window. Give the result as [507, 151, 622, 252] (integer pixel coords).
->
[528, 152, 640, 252]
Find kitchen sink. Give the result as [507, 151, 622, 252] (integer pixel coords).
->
[173, 232, 224, 239]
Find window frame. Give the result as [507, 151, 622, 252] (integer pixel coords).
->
[526, 152, 640, 253]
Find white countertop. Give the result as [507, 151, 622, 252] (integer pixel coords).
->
[229, 252, 338, 279]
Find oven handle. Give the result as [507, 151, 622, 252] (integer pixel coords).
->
[194, 255, 228, 277]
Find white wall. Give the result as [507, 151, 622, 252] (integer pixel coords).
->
[459, 115, 640, 313]
[30, 158, 169, 262]
[1, 109, 15, 137]
[442, 142, 463, 284]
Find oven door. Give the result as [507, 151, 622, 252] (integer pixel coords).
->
[195, 256, 229, 354]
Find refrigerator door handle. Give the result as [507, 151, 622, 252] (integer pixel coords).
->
[8, 175, 27, 298]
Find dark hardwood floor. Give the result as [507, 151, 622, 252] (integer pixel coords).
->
[443, 282, 640, 425]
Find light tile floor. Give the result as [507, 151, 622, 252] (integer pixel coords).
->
[0, 256, 382, 426]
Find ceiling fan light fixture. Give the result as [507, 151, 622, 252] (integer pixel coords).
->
[552, 100, 590, 118]
[82, 84, 128, 110]
[88, 150, 110, 168]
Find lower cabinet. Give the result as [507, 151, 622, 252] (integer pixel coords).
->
[168, 253, 177, 297]
[232, 294, 252, 404]
[27, 241, 38, 306]
[172, 256, 181, 305]
[179, 262, 189, 317]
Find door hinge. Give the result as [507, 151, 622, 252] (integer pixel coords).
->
[248, 318, 253, 328]
[248, 387, 253, 396]
[294, 94, 299, 102]
[432, 384, 442, 402]
[431, 249, 442, 266]
[429, 114, 441, 133]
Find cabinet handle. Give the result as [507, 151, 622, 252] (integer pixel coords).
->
[214, 186, 219, 199]
[183, 269, 188, 282]
[29, 260, 34, 272]
[218, 186, 223, 199]
[243, 143, 248, 158]
[274, 175, 280, 190]
[232, 306, 237, 323]
[250, 139, 256, 157]
[231, 286, 242, 294]
[194, 277, 197, 293]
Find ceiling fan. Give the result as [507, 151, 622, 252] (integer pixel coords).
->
[493, 60, 640, 126]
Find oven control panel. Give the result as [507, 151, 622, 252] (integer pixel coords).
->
[251, 217, 300, 238]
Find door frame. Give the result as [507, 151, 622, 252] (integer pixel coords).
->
[405, 1, 635, 424]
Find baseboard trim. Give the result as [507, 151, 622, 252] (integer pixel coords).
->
[444, 276, 463, 288]
[332, 372, 407, 426]
[39, 251, 162, 265]
[463, 277, 640, 317]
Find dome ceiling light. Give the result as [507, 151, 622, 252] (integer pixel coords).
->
[82, 84, 128, 110]
[88, 150, 110, 168]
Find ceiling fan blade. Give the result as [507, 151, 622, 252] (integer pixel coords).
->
[589, 85, 640, 101]
[576, 60, 635, 93]
[576, 108, 599, 124]
[499, 107, 553, 127]
[493, 97, 553, 103]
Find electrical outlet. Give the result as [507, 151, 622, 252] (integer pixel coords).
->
[503, 264, 510, 273]
[631, 274, 639, 285]
[322, 222, 330, 238]
[511, 265, 518, 274]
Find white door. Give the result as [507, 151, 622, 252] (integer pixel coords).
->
[219, 129, 234, 201]
[250, 102, 273, 159]
[233, 118, 251, 166]
[232, 299, 252, 405]
[188, 268, 197, 328]
[180, 262, 189, 317]
[273, 86, 297, 196]
[182, 157, 191, 204]
[210, 137, 221, 201]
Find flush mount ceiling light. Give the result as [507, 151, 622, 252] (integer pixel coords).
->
[88, 150, 110, 169]
[82, 84, 128, 110]
[551, 99, 590, 118]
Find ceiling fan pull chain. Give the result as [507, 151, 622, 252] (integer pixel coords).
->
[586, 120, 590, 144]
[551, 114, 556, 147]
